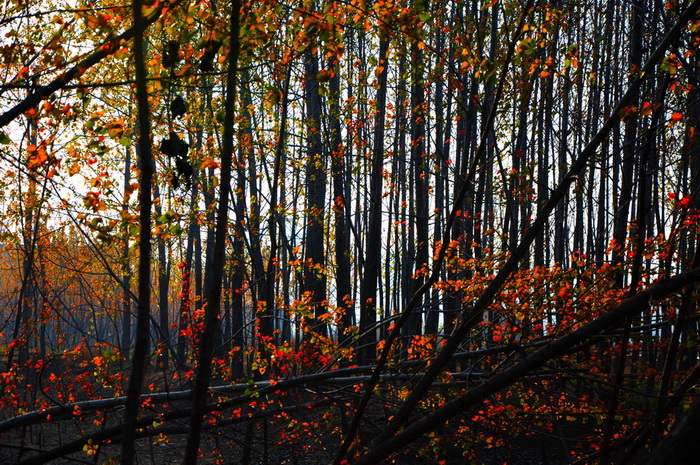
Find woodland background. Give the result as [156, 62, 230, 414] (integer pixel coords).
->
[0, 0, 700, 463]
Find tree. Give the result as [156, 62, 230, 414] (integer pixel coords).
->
[1, 0, 700, 464]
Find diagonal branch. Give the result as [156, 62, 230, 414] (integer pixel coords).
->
[353, 266, 700, 465]
[0, 0, 184, 129]
[332, 1, 536, 462]
[362, 0, 700, 452]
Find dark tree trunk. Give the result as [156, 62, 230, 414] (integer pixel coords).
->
[121, 145, 133, 359]
[121, 0, 154, 461]
[153, 183, 170, 369]
[301, 49, 328, 336]
[183, 1, 241, 462]
[406, 40, 428, 339]
[329, 53, 353, 345]
[358, 36, 390, 365]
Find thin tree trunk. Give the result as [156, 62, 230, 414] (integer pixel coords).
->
[407, 40, 428, 339]
[358, 36, 389, 365]
[121, 0, 154, 461]
[154, 183, 170, 369]
[183, 1, 241, 462]
[329, 53, 352, 345]
[177, 170, 199, 366]
[121, 144, 133, 361]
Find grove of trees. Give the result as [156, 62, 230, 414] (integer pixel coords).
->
[1, 0, 700, 463]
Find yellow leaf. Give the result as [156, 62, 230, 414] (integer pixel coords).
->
[142, 5, 158, 18]
[107, 119, 125, 139]
[200, 156, 219, 169]
[114, 47, 129, 60]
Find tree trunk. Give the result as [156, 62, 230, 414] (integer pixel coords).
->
[183, 1, 241, 461]
[121, 0, 154, 461]
[301, 48, 328, 337]
[329, 53, 353, 345]
[358, 36, 390, 365]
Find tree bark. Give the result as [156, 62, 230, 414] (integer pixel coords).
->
[121, 0, 154, 462]
[301, 48, 328, 336]
[183, 1, 241, 462]
[358, 36, 390, 365]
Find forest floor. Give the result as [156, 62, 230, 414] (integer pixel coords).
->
[0, 371, 609, 465]
[0, 418, 601, 465]
[0, 405, 588, 465]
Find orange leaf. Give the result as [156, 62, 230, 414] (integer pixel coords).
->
[200, 156, 219, 169]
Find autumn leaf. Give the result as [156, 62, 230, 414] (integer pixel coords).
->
[316, 69, 332, 82]
[200, 156, 219, 169]
[27, 144, 50, 169]
[106, 119, 125, 139]
[264, 88, 283, 109]
[68, 162, 81, 176]
[17, 66, 29, 80]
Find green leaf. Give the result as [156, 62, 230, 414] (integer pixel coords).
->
[119, 136, 131, 147]
[164, 209, 177, 221]
[0, 132, 9, 145]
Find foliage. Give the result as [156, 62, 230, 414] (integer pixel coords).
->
[0, 0, 700, 464]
